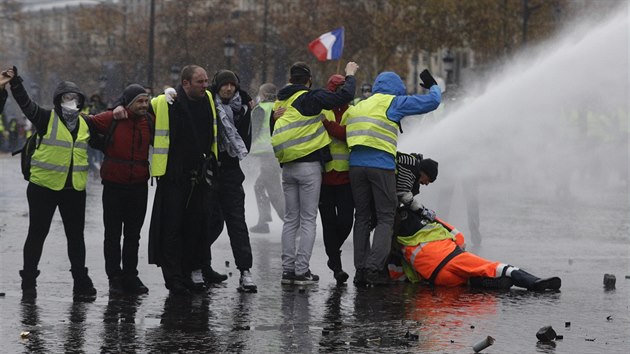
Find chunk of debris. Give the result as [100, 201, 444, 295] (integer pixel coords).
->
[585, 338, 596, 342]
[472, 335, 495, 353]
[606, 315, 613, 321]
[556, 335, 564, 340]
[536, 326, 557, 342]
[565, 321, 571, 328]
[20, 331, 30, 338]
[603, 274, 616, 289]
[225, 261, 230, 267]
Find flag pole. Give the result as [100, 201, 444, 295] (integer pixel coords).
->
[336, 59, 341, 74]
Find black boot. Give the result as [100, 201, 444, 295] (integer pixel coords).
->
[202, 266, 228, 284]
[123, 275, 149, 295]
[71, 267, 97, 298]
[20, 269, 40, 299]
[109, 277, 125, 296]
[469, 276, 513, 289]
[510, 269, 561, 291]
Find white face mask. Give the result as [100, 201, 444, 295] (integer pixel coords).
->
[61, 99, 78, 111]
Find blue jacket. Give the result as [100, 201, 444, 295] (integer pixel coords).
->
[349, 72, 441, 170]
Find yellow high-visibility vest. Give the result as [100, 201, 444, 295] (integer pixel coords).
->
[271, 90, 331, 163]
[250, 101, 274, 155]
[321, 109, 349, 173]
[30, 111, 89, 191]
[345, 93, 398, 156]
[150, 91, 218, 177]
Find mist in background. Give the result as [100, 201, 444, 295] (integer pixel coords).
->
[399, 8, 628, 217]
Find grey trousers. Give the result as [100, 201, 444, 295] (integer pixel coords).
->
[280, 161, 322, 275]
[349, 166, 397, 271]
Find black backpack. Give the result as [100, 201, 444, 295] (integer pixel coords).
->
[88, 119, 119, 151]
[12, 131, 43, 181]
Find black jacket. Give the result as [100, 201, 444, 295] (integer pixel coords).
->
[147, 85, 216, 182]
[0, 88, 7, 114]
[11, 79, 86, 137]
[270, 76, 356, 163]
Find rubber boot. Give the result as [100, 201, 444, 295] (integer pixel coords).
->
[510, 269, 561, 291]
[71, 267, 97, 298]
[469, 276, 513, 289]
[20, 269, 40, 299]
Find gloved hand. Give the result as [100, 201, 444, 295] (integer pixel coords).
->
[420, 207, 436, 221]
[165, 87, 177, 104]
[419, 69, 437, 89]
[397, 191, 414, 205]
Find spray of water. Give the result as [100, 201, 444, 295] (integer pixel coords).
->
[399, 8, 629, 205]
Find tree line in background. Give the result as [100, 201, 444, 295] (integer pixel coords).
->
[6, 0, 619, 105]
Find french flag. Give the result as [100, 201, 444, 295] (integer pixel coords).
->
[308, 27, 344, 62]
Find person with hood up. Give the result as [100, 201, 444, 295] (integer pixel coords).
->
[318, 74, 355, 284]
[344, 69, 441, 286]
[87, 84, 154, 296]
[271, 61, 358, 285]
[1, 66, 97, 299]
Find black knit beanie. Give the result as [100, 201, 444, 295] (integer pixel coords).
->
[419, 158, 439, 182]
[122, 84, 148, 107]
[214, 70, 239, 90]
[290, 62, 312, 82]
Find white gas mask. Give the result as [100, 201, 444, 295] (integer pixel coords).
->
[61, 93, 79, 111]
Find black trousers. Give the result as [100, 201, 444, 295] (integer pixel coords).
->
[24, 183, 87, 272]
[318, 183, 354, 272]
[209, 162, 253, 270]
[155, 177, 214, 285]
[102, 183, 148, 279]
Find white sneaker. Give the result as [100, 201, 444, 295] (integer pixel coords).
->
[238, 270, 258, 293]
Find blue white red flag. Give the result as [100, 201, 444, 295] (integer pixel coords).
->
[308, 27, 344, 62]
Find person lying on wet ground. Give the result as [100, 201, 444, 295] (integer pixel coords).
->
[388, 205, 561, 291]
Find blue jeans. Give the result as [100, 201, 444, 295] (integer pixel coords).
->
[280, 161, 322, 276]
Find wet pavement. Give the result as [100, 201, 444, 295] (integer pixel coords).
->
[1, 154, 628, 353]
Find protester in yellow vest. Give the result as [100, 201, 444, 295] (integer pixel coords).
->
[1, 66, 96, 299]
[319, 74, 354, 284]
[271, 61, 358, 285]
[345, 69, 441, 286]
[249, 83, 285, 234]
[114, 65, 219, 295]
[393, 205, 561, 291]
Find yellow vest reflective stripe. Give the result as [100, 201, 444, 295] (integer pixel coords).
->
[345, 93, 398, 156]
[397, 222, 456, 267]
[30, 111, 89, 191]
[250, 101, 273, 155]
[322, 109, 349, 173]
[150, 91, 217, 177]
[271, 90, 331, 163]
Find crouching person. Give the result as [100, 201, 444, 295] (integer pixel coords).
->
[391, 206, 561, 291]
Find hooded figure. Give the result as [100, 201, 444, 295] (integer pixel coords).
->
[343, 68, 441, 286]
[3, 66, 96, 299]
[53, 81, 86, 132]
